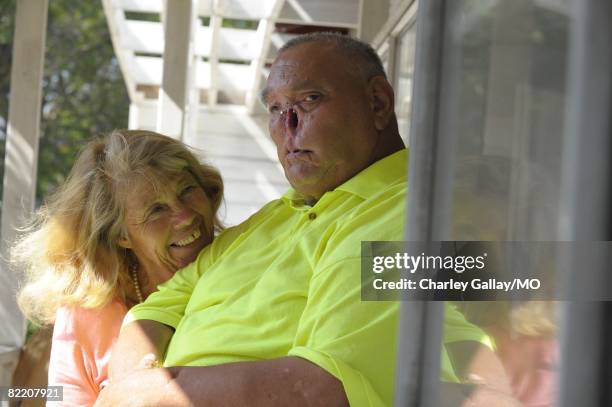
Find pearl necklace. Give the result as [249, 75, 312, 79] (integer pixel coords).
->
[130, 264, 144, 304]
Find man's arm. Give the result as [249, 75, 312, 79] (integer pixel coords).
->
[108, 320, 174, 382]
[97, 356, 348, 407]
[100, 343, 516, 407]
[445, 341, 521, 406]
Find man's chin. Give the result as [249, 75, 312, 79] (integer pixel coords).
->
[287, 166, 342, 200]
[289, 180, 327, 201]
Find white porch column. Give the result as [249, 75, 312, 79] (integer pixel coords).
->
[128, 102, 140, 129]
[156, 0, 198, 140]
[0, 0, 48, 389]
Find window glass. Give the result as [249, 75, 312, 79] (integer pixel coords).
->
[394, 25, 416, 144]
[379, 47, 389, 76]
[439, 1, 570, 404]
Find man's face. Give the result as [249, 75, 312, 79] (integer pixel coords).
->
[263, 42, 381, 200]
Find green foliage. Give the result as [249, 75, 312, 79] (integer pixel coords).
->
[37, 1, 129, 200]
[0, 1, 129, 204]
[26, 319, 41, 341]
[222, 18, 258, 30]
[124, 11, 160, 22]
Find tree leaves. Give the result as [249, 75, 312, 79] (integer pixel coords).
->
[37, 1, 129, 201]
[0, 1, 129, 205]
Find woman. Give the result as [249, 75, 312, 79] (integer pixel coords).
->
[14, 130, 223, 406]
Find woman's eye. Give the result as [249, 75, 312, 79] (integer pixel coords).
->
[145, 204, 166, 220]
[181, 185, 197, 196]
[269, 104, 281, 114]
[151, 204, 166, 213]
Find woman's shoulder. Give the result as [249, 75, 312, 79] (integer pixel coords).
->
[54, 299, 128, 342]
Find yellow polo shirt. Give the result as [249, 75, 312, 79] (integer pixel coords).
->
[128, 149, 489, 406]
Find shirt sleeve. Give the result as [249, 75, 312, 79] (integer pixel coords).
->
[287, 257, 491, 407]
[125, 219, 254, 328]
[48, 301, 126, 406]
[125, 256, 202, 329]
[125, 238, 224, 329]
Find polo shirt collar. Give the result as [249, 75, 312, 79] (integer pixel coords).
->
[336, 148, 408, 200]
[282, 148, 408, 205]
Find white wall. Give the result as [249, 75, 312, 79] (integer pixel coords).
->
[129, 102, 289, 226]
[185, 107, 288, 227]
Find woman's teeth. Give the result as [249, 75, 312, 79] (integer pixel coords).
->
[173, 229, 201, 247]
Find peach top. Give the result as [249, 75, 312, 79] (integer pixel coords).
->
[48, 300, 128, 406]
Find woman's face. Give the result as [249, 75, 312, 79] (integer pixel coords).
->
[120, 170, 215, 289]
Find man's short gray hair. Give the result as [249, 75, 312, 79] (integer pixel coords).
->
[278, 32, 387, 80]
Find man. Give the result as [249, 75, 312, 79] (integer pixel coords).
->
[96, 33, 510, 406]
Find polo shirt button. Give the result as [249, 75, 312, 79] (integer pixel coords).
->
[308, 212, 317, 220]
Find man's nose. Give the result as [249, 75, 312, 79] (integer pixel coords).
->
[283, 107, 299, 131]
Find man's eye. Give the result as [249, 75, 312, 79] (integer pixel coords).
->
[269, 104, 281, 114]
[304, 94, 321, 102]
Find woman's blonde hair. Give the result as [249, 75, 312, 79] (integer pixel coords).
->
[14, 130, 223, 325]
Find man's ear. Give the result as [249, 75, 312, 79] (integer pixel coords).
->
[368, 76, 395, 131]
